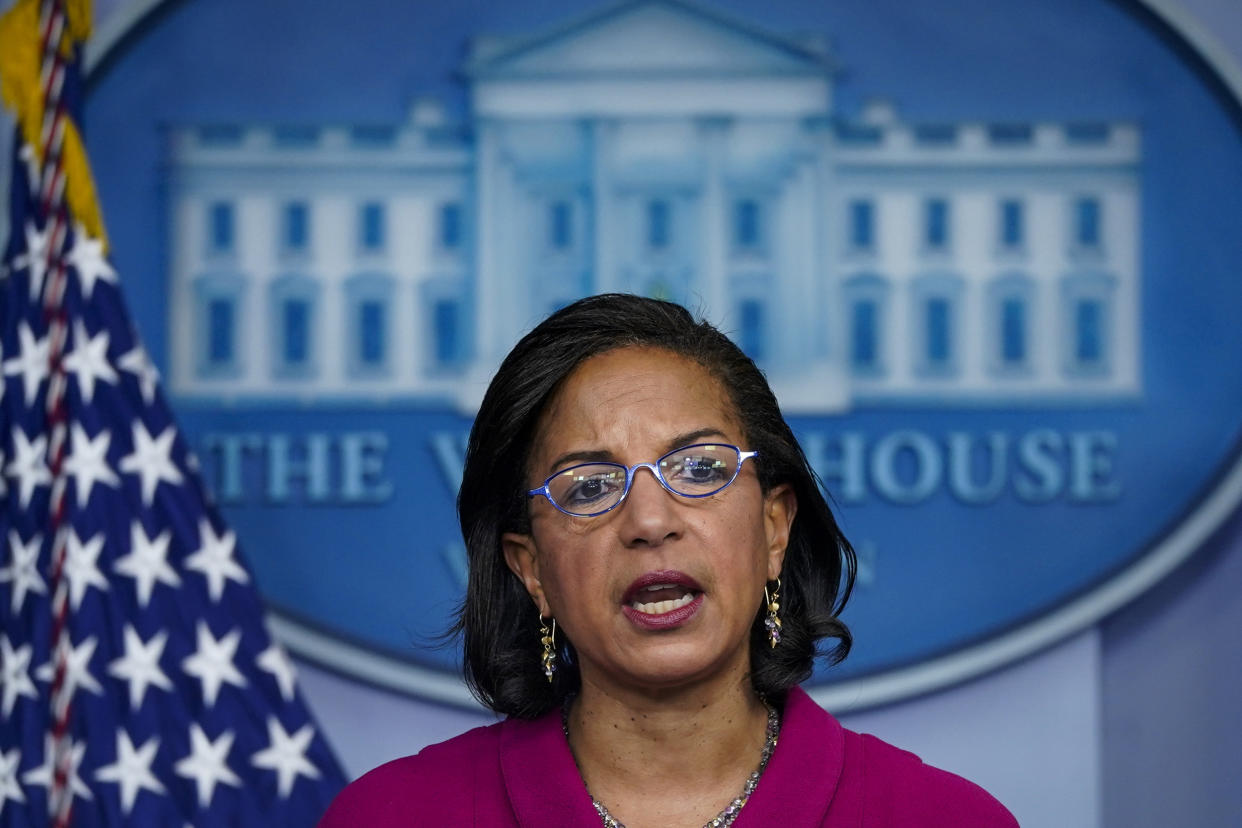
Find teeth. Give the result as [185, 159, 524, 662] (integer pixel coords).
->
[632, 593, 696, 615]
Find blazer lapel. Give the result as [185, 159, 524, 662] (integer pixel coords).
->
[734, 687, 847, 825]
[500, 707, 601, 827]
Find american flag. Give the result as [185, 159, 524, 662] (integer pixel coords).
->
[0, 1, 346, 824]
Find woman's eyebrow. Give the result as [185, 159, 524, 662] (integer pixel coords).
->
[546, 428, 730, 473]
[547, 449, 614, 472]
[664, 428, 729, 453]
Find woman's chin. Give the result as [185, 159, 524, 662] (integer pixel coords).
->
[592, 633, 749, 693]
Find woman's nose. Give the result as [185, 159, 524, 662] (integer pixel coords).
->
[617, 465, 682, 548]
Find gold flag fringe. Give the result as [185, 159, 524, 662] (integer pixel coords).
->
[0, 0, 108, 249]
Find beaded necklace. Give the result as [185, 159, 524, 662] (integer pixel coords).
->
[561, 699, 780, 828]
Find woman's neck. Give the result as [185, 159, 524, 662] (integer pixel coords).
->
[565, 671, 773, 828]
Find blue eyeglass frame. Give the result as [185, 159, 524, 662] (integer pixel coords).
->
[527, 443, 759, 518]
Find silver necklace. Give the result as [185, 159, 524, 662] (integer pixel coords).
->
[561, 699, 781, 828]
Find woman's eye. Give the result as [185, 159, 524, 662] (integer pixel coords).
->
[670, 456, 726, 483]
[564, 473, 620, 504]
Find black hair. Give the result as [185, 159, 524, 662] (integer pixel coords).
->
[454, 294, 854, 718]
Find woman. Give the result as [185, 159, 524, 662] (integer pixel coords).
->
[321, 294, 1017, 827]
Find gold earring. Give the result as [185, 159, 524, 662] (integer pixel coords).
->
[764, 578, 782, 648]
[539, 615, 557, 682]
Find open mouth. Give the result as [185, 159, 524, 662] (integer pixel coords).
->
[630, 584, 701, 615]
[622, 571, 705, 624]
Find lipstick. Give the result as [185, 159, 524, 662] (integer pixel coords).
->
[621, 570, 704, 631]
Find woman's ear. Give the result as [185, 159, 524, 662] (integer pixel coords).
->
[502, 532, 550, 616]
[763, 483, 797, 581]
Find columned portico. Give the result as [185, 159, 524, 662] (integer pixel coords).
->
[590, 119, 619, 295]
[699, 117, 729, 323]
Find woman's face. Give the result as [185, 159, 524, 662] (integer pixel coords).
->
[503, 346, 795, 695]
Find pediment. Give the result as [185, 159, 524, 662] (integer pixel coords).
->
[465, 0, 834, 79]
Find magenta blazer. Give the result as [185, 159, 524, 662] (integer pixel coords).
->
[320, 687, 1018, 826]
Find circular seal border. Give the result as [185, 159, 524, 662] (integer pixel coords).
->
[83, 0, 1242, 712]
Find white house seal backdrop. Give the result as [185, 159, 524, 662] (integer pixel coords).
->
[73, 0, 1242, 711]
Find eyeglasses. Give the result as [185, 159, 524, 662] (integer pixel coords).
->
[528, 443, 758, 518]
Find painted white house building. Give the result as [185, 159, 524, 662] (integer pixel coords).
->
[166, 0, 1141, 410]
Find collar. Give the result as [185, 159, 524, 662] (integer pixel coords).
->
[735, 686, 845, 825]
[498, 686, 844, 827]
[499, 702, 599, 827]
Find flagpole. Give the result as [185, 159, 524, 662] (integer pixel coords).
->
[34, 1, 79, 824]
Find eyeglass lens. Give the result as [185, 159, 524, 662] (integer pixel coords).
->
[545, 444, 742, 516]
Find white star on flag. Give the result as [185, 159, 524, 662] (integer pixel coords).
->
[182, 622, 247, 707]
[0, 747, 25, 812]
[174, 724, 241, 808]
[251, 717, 321, 799]
[185, 518, 249, 602]
[67, 223, 117, 298]
[0, 635, 38, 717]
[119, 421, 183, 504]
[107, 626, 173, 710]
[35, 634, 104, 709]
[117, 342, 160, 404]
[63, 422, 120, 507]
[22, 734, 92, 811]
[2, 321, 49, 405]
[257, 643, 299, 702]
[4, 427, 51, 508]
[19, 220, 49, 300]
[63, 530, 110, 611]
[113, 521, 180, 607]
[63, 318, 118, 402]
[94, 730, 165, 815]
[1, 530, 46, 613]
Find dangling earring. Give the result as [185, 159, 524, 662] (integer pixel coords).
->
[764, 578, 782, 648]
[539, 614, 558, 682]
